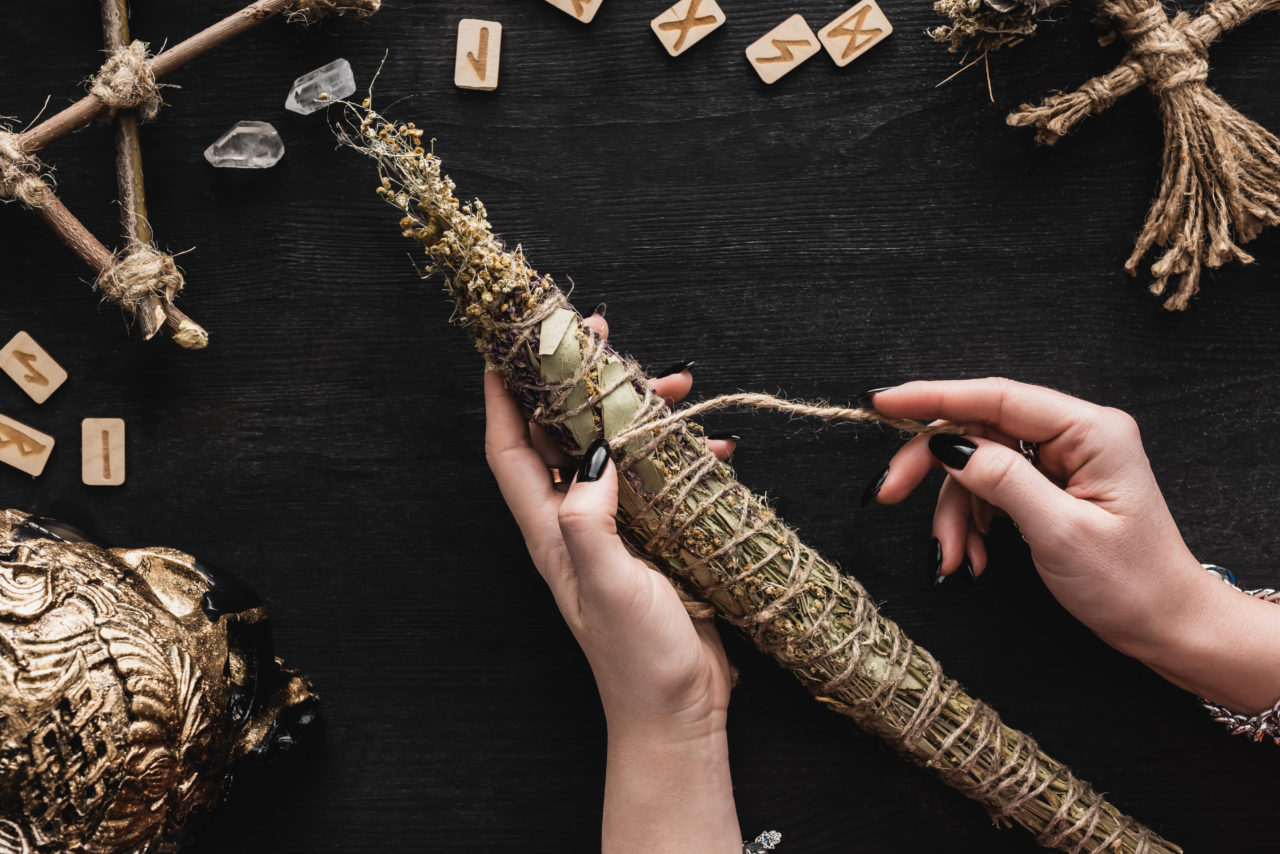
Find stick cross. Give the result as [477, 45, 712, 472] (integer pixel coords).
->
[0, 0, 378, 346]
[1008, 0, 1280, 309]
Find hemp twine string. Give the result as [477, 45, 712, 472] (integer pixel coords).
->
[95, 245, 186, 339]
[1008, 0, 1280, 310]
[481, 290, 1158, 852]
[0, 131, 49, 207]
[89, 41, 165, 123]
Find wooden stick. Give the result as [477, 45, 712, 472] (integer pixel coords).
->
[101, 0, 151, 245]
[99, 0, 205, 346]
[18, 0, 295, 154]
[28, 183, 207, 349]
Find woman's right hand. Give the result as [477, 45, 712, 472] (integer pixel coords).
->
[865, 378, 1280, 715]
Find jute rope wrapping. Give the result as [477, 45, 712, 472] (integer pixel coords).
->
[95, 245, 187, 341]
[89, 41, 165, 123]
[0, 131, 49, 207]
[341, 110, 1182, 853]
[1008, 0, 1280, 310]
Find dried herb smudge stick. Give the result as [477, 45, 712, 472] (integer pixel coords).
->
[342, 108, 1181, 854]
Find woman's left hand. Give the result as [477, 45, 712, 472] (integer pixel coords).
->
[483, 311, 742, 853]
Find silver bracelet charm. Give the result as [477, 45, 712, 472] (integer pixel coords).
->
[1200, 564, 1280, 744]
[743, 830, 782, 853]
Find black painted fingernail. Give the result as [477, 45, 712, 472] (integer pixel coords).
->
[857, 386, 895, 409]
[707, 431, 741, 443]
[592, 302, 607, 318]
[963, 558, 977, 582]
[928, 434, 978, 470]
[929, 538, 944, 586]
[577, 438, 612, 483]
[860, 463, 889, 507]
[656, 360, 696, 378]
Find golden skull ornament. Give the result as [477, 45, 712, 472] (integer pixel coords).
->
[0, 509, 315, 852]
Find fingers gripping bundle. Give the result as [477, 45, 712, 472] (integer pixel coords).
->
[343, 107, 1180, 854]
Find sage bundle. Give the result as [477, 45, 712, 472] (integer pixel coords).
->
[341, 106, 1181, 854]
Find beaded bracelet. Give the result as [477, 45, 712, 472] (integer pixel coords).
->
[743, 830, 782, 852]
[1201, 565, 1280, 745]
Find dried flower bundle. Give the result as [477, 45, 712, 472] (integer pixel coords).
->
[338, 104, 1181, 854]
[930, 0, 1066, 54]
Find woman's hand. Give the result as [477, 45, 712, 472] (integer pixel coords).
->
[865, 378, 1280, 715]
[483, 311, 741, 853]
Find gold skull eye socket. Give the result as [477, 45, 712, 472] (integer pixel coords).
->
[224, 615, 273, 729]
[187, 558, 264, 621]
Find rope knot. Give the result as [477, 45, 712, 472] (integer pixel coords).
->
[95, 246, 186, 339]
[1115, 5, 1210, 95]
[1078, 77, 1118, 113]
[0, 131, 48, 207]
[89, 41, 164, 122]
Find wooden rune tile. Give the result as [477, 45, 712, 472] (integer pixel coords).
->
[545, 0, 602, 24]
[819, 1, 893, 67]
[651, 0, 726, 57]
[746, 14, 820, 84]
[455, 18, 502, 91]
[82, 418, 126, 486]
[0, 331, 68, 404]
[0, 414, 54, 477]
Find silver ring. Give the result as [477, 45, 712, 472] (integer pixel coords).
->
[1018, 440, 1041, 466]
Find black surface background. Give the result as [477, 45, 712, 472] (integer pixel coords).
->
[3, 1, 1279, 851]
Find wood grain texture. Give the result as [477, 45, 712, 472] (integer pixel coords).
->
[1, 1, 1279, 851]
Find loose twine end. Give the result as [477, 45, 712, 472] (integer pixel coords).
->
[607, 391, 962, 452]
[89, 41, 167, 123]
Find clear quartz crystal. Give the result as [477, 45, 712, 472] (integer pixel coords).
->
[285, 58, 356, 115]
[203, 121, 285, 169]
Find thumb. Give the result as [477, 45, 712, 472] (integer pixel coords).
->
[558, 438, 636, 594]
[927, 434, 1095, 547]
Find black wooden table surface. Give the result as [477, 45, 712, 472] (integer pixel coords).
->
[3, 1, 1279, 851]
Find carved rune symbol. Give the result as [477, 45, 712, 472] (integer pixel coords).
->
[658, 0, 718, 53]
[759, 38, 811, 63]
[0, 423, 46, 458]
[467, 27, 490, 81]
[829, 5, 882, 60]
[571, 0, 593, 15]
[11, 351, 48, 387]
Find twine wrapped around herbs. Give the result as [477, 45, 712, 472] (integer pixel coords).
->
[1007, 0, 1280, 310]
[339, 106, 1182, 853]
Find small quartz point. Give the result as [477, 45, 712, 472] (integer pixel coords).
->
[203, 121, 285, 169]
[285, 58, 356, 115]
